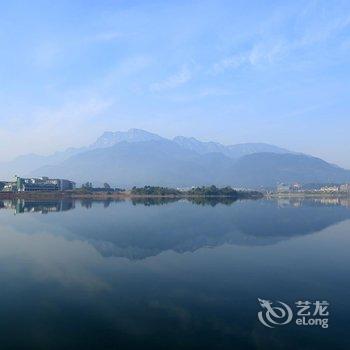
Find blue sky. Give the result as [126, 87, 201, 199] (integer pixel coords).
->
[1, 0, 350, 167]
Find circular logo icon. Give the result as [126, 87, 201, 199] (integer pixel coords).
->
[258, 298, 293, 328]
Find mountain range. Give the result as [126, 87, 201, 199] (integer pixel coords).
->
[1, 128, 350, 188]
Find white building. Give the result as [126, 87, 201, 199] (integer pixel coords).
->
[16, 177, 75, 192]
[319, 186, 340, 193]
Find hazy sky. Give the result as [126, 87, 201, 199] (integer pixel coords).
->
[1, 0, 350, 167]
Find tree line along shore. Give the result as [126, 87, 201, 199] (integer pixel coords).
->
[0, 185, 264, 200]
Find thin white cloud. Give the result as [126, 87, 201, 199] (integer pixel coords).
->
[102, 55, 153, 88]
[212, 54, 246, 74]
[88, 31, 123, 43]
[298, 14, 350, 47]
[212, 9, 350, 75]
[212, 40, 287, 74]
[248, 41, 286, 65]
[150, 65, 192, 92]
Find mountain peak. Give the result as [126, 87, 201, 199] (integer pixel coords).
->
[91, 129, 164, 149]
[173, 135, 227, 155]
[173, 136, 291, 158]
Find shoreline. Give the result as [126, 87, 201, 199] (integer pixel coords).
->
[1, 191, 348, 201]
[0, 191, 263, 201]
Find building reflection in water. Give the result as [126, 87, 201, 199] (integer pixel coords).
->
[0, 199, 75, 214]
[277, 197, 350, 208]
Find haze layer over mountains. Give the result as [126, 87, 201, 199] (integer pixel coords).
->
[1, 129, 350, 188]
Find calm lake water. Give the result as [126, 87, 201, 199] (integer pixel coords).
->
[0, 197, 349, 349]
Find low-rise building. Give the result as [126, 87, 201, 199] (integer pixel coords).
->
[291, 183, 302, 192]
[277, 183, 291, 193]
[16, 176, 75, 192]
[2, 182, 17, 192]
[340, 184, 350, 193]
[319, 185, 340, 193]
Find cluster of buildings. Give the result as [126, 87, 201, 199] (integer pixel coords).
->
[340, 184, 350, 192]
[276, 183, 303, 193]
[0, 199, 75, 214]
[1, 176, 75, 193]
[277, 183, 350, 194]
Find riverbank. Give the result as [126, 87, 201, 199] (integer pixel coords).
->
[2, 191, 349, 201]
[0, 190, 263, 201]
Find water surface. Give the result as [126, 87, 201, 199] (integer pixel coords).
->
[0, 197, 349, 349]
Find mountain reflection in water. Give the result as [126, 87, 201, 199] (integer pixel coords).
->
[1, 197, 350, 260]
[0, 197, 349, 350]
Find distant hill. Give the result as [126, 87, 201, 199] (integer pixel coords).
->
[0, 148, 85, 180]
[31, 139, 234, 187]
[228, 153, 350, 187]
[2, 128, 350, 187]
[173, 136, 291, 159]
